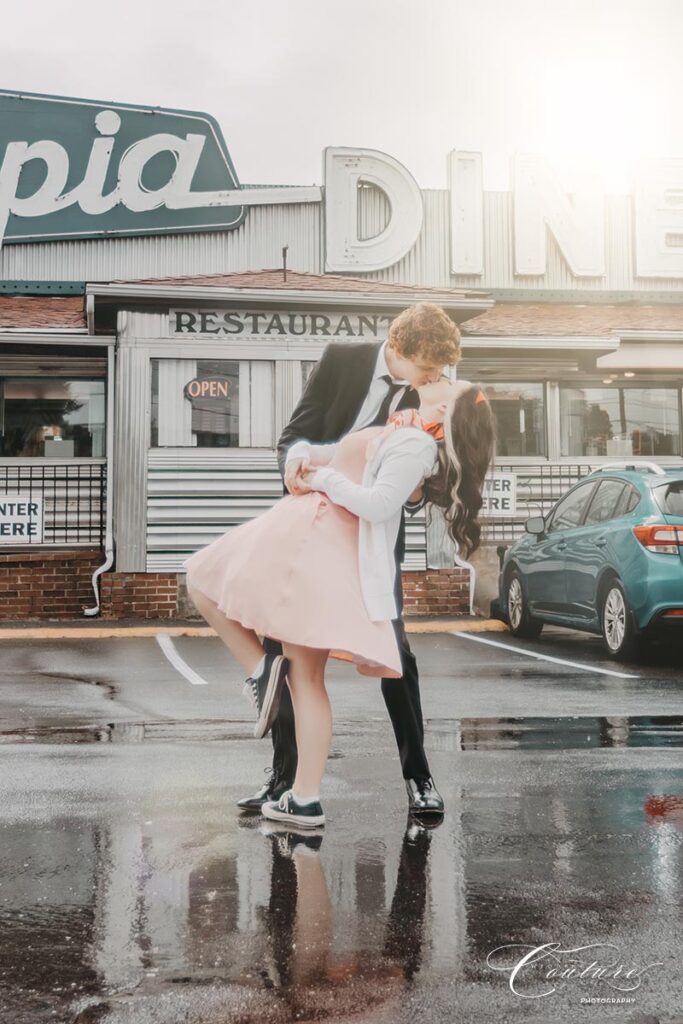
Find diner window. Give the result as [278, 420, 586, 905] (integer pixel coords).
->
[151, 359, 274, 448]
[482, 383, 546, 457]
[560, 386, 681, 457]
[0, 379, 105, 458]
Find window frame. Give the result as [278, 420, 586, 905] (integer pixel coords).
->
[558, 381, 683, 460]
[480, 380, 548, 460]
[0, 374, 107, 460]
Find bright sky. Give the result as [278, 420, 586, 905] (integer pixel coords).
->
[1, 0, 681, 193]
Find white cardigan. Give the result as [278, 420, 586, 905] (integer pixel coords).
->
[286, 428, 438, 622]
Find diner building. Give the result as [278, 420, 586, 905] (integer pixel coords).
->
[1, 91, 682, 619]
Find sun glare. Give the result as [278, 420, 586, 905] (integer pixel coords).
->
[537, 55, 664, 194]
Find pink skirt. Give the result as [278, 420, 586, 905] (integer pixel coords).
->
[183, 491, 402, 678]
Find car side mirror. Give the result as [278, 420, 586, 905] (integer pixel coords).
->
[525, 516, 546, 537]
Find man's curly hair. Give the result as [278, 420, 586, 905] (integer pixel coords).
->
[387, 302, 461, 366]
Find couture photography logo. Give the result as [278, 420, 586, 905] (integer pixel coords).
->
[486, 941, 664, 1002]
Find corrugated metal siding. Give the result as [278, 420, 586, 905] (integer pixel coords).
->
[3, 188, 679, 293]
[0, 202, 323, 282]
[146, 448, 427, 573]
[364, 191, 683, 293]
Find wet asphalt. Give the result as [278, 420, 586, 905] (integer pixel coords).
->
[0, 626, 681, 1024]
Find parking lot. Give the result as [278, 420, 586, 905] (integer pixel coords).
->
[0, 624, 682, 1024]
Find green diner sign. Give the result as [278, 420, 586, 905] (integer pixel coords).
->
[0, 89, 245, 249]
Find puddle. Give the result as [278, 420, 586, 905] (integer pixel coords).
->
[429, 715, 683, 750]
[1, 715, 683, 748]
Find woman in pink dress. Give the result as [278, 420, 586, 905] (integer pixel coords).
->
[183, 379, 495, 828]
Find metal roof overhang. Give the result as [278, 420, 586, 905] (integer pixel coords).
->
[598, 341, 683, 371]
[461, 335, 620, 351]
[0, 330, 115, 347]
[86, 282, 494, 331]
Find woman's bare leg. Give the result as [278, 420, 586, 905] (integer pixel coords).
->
[282, 643, 331, 799]
[187, 582, 264, 676]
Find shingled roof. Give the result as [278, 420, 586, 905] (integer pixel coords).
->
[116, 268, 484, 301]
[0, 295, 86, 330]
[461, 302, 683, 337]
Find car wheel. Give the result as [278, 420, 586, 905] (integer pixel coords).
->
[506, 571, 543, 639]
[600, 579, 639, 660]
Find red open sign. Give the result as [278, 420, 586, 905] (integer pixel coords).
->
[184, 376, 231, 401]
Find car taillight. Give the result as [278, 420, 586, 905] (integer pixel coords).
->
[633, 524, 683, 555]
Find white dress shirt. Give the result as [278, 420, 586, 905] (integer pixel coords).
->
[350, 341, 409, 430]
[289, 429, 437, 621]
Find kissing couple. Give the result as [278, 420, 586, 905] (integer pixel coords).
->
[184, 302, 495, 829]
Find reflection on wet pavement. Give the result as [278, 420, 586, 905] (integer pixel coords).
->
[3, 715, 683, 750]
[1, 739, 682, 1024]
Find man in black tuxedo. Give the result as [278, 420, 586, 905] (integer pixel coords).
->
[237, 302, 461, 816]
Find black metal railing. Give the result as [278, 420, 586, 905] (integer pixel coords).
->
[481, 463, 594, 544]
[0, 462, 106, 546]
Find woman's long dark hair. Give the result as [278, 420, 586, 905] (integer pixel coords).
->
[423, 384, 496, 558]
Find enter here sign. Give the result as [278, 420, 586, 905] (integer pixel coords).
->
[0, 494, 44, 544]
[481, 473, 516, 517]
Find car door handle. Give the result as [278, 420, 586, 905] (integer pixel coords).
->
[593, 538, 607, 548]
[556, 542, 567, 551]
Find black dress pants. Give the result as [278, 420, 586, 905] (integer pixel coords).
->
[264, 544, 431, 784]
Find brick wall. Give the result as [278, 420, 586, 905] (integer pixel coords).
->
[401, 568, 470, 617]
[99, 572, 178, 619]
[0, 548, 103, 620]
[0, 556, 471, 621]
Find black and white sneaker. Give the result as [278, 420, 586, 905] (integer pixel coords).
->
[243, 654, 289, 739]
[261, 789, 325, 829]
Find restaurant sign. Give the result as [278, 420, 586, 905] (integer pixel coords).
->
[0, 90, 244, 248]
[0, 494, 44, 544]
[3, 90, 681, 280]
[172, 309, 393, 339]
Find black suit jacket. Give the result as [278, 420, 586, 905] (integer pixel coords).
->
[276, 342, 420, 563]
[277, 342, 419, 475]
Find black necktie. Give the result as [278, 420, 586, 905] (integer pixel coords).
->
[367, 375, 408, 427]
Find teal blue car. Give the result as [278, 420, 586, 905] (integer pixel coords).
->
[499, 464, 683, 659]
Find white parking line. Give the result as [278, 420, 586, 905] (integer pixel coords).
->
[449, 631, 640, 679]
[156, 634, 209, 686]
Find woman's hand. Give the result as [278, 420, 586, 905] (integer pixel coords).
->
[294, 467, 316, 494]
[285, 456, 311, 494]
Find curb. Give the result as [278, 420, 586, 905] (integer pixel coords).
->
[0, 619, 509, 640]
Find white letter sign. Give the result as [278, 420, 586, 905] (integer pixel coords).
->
[635, 159, 683, 279]
[324, 147, 423, 272]
[513, 154, 605, 277]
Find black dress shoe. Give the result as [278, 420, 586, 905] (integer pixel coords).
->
[405, 777, 445, 815]
[237, 769, 292, 812]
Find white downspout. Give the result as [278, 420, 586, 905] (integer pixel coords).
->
[84, 339, 115, 616]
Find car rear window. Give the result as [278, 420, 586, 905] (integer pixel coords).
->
[584, 479, 627, 525]
[654, 481, 683, 516]
[614, 484, 640, 517]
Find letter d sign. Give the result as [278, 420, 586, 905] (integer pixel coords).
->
[324, 147, 423, 272]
